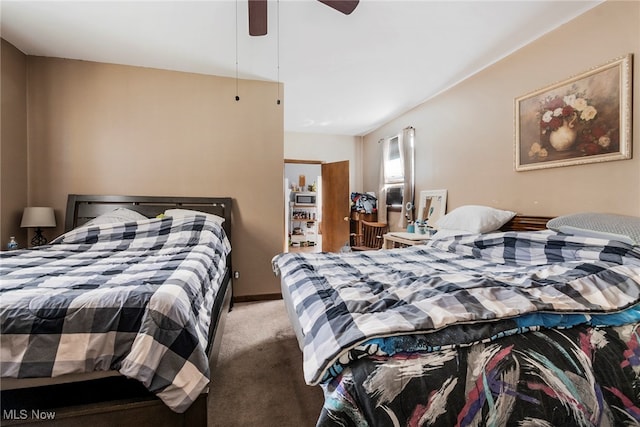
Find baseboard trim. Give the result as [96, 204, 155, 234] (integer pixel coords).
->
[233, 293, 282, 303]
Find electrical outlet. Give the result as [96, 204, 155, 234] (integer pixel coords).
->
[233, 271, 240, 279]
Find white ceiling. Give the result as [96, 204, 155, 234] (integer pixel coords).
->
[1, 0, 601, 136]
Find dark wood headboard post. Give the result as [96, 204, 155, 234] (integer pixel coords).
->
[500, 215, 554, 232]
[65, 195, 231, 233]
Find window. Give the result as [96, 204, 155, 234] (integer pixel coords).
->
[384, 136, 403, 184]
[383, 135, 404, 207]
[379, 127, 415, 224]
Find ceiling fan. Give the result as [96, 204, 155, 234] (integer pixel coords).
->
[248, 0, 359, 36]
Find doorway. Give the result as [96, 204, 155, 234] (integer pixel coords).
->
[284, 160, 322, 253]
[284, 160, 350, 253]
[284, 160, 322, 252]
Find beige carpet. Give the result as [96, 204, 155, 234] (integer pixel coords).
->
[208, 300, 324, 426]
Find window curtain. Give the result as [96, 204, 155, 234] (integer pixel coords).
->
[377, 138, 389, 225]
[399, 126, 415, 228]
[377, 126, 414, 227]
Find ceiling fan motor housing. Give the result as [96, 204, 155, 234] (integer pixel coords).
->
[248, 0, 359, 36]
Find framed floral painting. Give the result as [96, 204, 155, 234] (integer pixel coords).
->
[515, 54, 632, 171]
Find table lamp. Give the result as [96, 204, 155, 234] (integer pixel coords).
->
[21, 207, 56, 246]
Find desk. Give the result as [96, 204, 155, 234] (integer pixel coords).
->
[383, 232, 431, 249]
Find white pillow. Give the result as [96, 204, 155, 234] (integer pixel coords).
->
[436, 205, 516, 234]
[430, 229, 474, 240]
[164, 208, 225, 225]
[85, 208, 148, 226]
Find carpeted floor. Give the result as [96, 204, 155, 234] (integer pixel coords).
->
[208, 300, 324, 426]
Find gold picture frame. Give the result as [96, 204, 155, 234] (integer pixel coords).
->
[417, 189, 447, 228]
[515, 54, 632, 171]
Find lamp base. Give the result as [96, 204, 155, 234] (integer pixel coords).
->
[31, 228, 48, 247]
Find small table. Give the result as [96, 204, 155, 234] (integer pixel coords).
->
[383, 232, 431, 249]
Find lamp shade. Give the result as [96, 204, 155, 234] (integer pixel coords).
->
[21, 207, 56, 228]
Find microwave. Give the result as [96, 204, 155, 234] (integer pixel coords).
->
[294, 192, 316, 206]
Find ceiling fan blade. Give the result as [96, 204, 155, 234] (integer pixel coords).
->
[248, 0, 267, 36]
[317, 0, 359, 15]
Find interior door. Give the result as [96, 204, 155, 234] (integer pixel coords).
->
[321, 160, 350, 252]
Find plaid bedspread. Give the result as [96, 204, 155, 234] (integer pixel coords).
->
[0, 215, 231, 413]
[273, 231, 640, 385]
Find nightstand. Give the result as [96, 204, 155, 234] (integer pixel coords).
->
[383, 232, 431, 249]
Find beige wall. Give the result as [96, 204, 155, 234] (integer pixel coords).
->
[284, 132, 362, 192]
[363, 0, 640, 218]
[1, 39, 28, 248]
[25, 57, 284, 297]
[4, 0, 638, 296]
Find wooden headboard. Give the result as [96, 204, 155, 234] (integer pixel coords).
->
[64, 194, 232, 237]
[500, 215, 554, 232]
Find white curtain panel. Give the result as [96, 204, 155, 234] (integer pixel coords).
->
[399, 126, 415, 228]
[377, 139, 389, 225]
[378, 127, 415, 228]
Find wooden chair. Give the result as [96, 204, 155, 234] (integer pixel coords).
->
[351, 220, 389, 251]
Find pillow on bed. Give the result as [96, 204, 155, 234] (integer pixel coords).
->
[436, 205, 516, 234]
[547, 213, 640, 245]
[164, 208, 225, 225]
[84, 208, 148, 226]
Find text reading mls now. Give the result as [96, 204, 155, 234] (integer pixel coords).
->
[3, 409, 56, 421]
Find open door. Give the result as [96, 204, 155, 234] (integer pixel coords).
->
[321, 160, 350, 252]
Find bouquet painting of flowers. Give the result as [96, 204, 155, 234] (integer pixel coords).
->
[515, 54, 631, 171]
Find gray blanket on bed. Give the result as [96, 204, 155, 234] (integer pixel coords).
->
[1, 215, 230, 412]
[273, 231, 640, 385]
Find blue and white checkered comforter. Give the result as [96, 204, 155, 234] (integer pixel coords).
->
[0, 215, 231, 413]
[273, 231, 640, 385]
